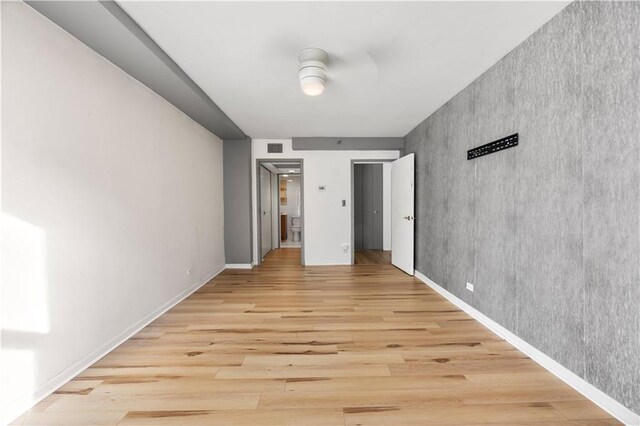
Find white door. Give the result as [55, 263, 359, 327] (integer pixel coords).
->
[391, 153, 415, 275]
[260, 166, 272, 259]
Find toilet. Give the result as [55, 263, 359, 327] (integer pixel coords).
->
[291, 216, 302, 242]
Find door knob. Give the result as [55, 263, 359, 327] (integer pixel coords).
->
[404, 215, 414, 221]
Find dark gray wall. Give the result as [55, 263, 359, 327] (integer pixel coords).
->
[404, 1, 640, 414]
[223, 139, 253, 264]
[354, 164, 383, 250]
[354, 165, 364, 250]
[293, 137, 403, 151]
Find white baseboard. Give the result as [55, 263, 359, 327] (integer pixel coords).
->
[414, 270, 640, 426]
[201, 266, 225, 283]
[224, 263, 253, 269]
[3, 264, 226, 425]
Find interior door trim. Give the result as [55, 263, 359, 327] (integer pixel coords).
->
[255, 158, 305, 266]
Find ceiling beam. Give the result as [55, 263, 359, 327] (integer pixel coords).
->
[292, 137, 403, 151]
[26, 0, 247, 140]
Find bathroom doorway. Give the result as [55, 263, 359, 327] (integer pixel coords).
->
[351, 160, 392, 265]
[256, 159, 304, 266]
[278, 173, 302, 248]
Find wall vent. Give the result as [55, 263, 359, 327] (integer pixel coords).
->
[267, 143, 283, 153]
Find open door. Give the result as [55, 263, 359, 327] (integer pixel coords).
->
[260, 165, 273, 259]
[391, 153, 415, 275]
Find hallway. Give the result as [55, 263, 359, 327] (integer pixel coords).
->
[15, 249, 616, 425]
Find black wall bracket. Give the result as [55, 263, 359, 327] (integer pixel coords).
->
[467, 133, 518, 160]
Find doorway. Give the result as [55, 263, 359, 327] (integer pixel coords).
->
[351, 161, 392, 265]
[256, 159, 304, 265]
[278, 173, 302, 248]
[351, 155, 415, 273]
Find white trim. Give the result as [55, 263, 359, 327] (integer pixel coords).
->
[414, 270, 640, 426]
[201, 267, 224, 284]
[224, 263, 253, 269]
[3, 264, 226, 425]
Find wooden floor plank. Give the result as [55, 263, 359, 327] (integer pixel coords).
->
[11, 248, 619, 425]
[118, 408, 345, 426]
[355, 250, 391, 265]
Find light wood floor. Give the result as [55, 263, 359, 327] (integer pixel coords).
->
[355, 250, 391, 265]
[14, 249, 617, 425]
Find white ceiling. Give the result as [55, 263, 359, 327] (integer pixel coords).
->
[120, 1, 568, 138]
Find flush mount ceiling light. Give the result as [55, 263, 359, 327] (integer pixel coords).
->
[288, 169, 295, 172]
[298, 47, 328, 96]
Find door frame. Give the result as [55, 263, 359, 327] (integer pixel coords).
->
[255, 158, 305, 266]
[276, 175, 281, 250]
[350, 159, 394, 265]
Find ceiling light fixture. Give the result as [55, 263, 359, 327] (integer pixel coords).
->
[282, 174, 289, 177]
[288, 169, 295, 172]
[298, 47, 328, 96]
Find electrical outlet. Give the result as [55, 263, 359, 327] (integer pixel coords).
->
[187, 268, 193, 276]
[466, 282, 474, 292]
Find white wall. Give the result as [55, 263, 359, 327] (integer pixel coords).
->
[383, 163, 392, 250]
[1, 3, 225, 422]
[252, 139, 399, 265]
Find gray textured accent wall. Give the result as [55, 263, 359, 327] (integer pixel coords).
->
[404, 1, 640, 414]
[223, 139, 253, 264]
